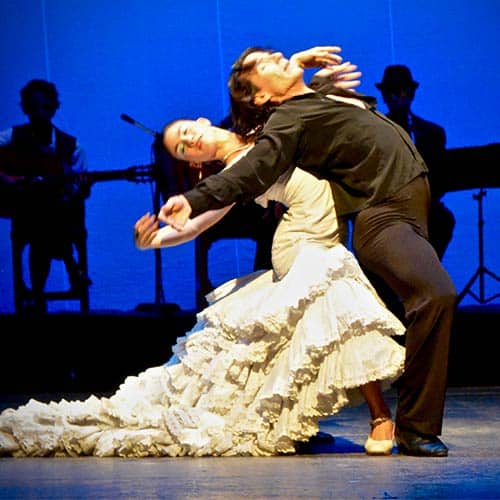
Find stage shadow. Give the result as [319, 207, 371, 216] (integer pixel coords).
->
[296, 435, 365, 455]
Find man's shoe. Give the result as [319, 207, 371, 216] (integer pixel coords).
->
[395, 427, 448, 457]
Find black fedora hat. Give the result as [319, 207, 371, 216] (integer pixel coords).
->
[375, 65, 419, 92]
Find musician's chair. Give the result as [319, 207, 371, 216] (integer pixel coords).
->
[9, 182, 91, 314]
[193, 202, 280, 309]
[156, 155, 280, 311]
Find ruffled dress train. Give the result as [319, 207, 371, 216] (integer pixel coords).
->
[0, 244, 405, 457]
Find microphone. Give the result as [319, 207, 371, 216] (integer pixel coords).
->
[120, 113, 135, 125]
[120, 113, 161, 139]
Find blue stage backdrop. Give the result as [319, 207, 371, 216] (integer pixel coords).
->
[0, 0, 499, 313]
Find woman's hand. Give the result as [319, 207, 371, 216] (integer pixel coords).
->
[134, 212, 160, 249]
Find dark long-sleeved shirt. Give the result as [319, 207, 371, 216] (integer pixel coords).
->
[185, 78, 427, 218]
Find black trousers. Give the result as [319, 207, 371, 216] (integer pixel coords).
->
[353, 174, 457, 436]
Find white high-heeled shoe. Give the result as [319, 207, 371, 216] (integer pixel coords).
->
[364, 417, 394, 456]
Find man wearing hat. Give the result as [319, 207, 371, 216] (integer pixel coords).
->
[376, 65, 455, 261]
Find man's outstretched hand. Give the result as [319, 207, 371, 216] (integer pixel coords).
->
[290, 46, 342, 69]
[314, 61, 362, 91]
[158, 194, 192, 230]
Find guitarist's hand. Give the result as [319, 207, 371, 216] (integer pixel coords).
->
[74, 172, 92, 199]
[0, 172, 28, 185]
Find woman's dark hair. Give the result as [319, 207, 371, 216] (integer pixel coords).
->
[228, 47, 278, 138]
[161, 118, 184, 157]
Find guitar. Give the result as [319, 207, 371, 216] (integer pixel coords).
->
[69, 164, 153, 185]
[0, 164, 153, 186]
[0, 162, 153, 219]
[0, 148, 153, 185]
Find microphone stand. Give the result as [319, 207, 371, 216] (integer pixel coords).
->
[120, 113, 179, 315]
[457, 187, 499, 305]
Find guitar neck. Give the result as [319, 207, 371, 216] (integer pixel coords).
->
[86, 170, 134, 183]
[0, 154, 153, 185]
[84, 166, 152, 184]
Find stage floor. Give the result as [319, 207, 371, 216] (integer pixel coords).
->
[1, 386, 499, 499]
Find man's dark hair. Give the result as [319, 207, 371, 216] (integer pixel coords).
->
[228, 47, 277, 138]
[20, 79, 60, 114]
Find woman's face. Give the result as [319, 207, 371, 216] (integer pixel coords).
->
[163, 118, 218, 163]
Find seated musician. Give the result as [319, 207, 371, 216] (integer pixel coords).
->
[0, 79, 91, 313]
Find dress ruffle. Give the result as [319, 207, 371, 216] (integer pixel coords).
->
[0, 244, 405, 457]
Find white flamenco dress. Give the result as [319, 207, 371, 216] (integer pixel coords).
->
[0, 166, 406, 457]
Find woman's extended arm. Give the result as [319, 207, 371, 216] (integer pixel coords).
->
[134, 204, 234, 250]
